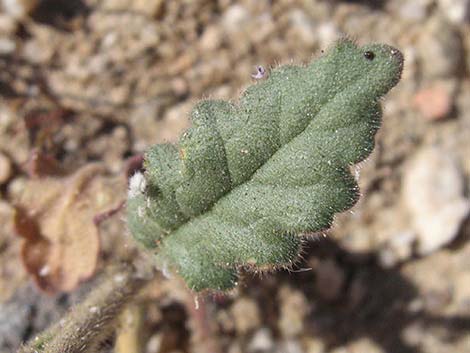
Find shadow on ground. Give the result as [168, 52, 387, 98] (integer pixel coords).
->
[242, 236, 470, 353]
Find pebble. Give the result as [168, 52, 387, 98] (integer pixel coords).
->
[129, 101, 162, 150]
[466, 35, 470, 74]
[314, 259, 345, 301]
[215, 309, 235, 333]
[0, 14, 16, 33]
[317, 22, 341, 49]
[423, 287, 453, 312]
[0, 152, 12, 184]
[278, 286, 308, 338]
[413, 80, 456, 121]
[304, 338, 326, 353]
[417, 17, 463, 79]
[276, 340, 304, 353]
[145, 333, 162, 353]
[379, 230, 416, 268]
[0, 201, 18, 299]
[99, 0, 164, 16]
[347, 273, 368, 310]
[230, 297, 261, 335]
[0, 37, 15, 54]
[228, 343, 243, 353]
[453, 272, 470, 311]
[402, 146, 470, 255]
[0, 299, 31, 350]
[398, 0, 432, 21]
[251, 13, 275, 44]
[199, 25, 222, 51]
[1, 0, 38, 19]
[133, 0, 164, 17]
[248, 327, 274, 353]
[287, 9, 316, 47]
[222, 4, 251, 34]
[336, 338, 384, 353]
[437, 0, 470, 24]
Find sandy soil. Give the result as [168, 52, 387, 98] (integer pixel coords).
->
[0, 1, 469, 353]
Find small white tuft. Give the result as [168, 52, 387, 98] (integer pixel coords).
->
[156, 259, 173, 279]
[161, 263, 173, 279]
[353, 164, 361, 181]
[128, 172, 146, 198]
[114, 273, 126, 283]
[39, 265, 50, 277]
[137, 206, 146, 219]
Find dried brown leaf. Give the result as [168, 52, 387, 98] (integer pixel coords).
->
[13, 163, 124, 293]
[23, 148, 64, 177]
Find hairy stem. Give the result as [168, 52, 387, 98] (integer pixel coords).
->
[18, 263, 151, 353]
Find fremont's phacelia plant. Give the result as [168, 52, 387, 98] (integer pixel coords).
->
[127, 39, 404, 292]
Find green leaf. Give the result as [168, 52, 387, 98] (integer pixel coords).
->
[127, 39, 404, 291]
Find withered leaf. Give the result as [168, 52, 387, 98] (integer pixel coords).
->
[13, 163, 124, 293]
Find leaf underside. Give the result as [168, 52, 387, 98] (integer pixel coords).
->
[127, 39, 403, 291]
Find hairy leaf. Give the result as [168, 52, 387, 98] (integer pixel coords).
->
[127, 39, 404, 291]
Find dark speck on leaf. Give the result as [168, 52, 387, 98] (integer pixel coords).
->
[364, 51, 375, 60]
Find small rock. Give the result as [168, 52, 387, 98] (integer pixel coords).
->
[170, 77, 188, 97]
[304, 338, 326, 353]
[230, 297, 261, 335]
[153, 102, 192, 143]
[340, 228, 374, 254]
[87, 126, 129, 173]
[317, 22, 341, 49]
[437, 0, 470, 24]
[0, 298, 31, 350]
[345, 338, 384, 353]
[379, 230, 416, 267]
[402, 322, 426, 347]
[347, 273, 368, 310]
[222, 4, 251, 34]
[0, 201, 25, 301]
[251, 13, 275, 44]
[398, 0, 432, 21]
[413, 80, 456, 121]
[146, 333, 162, 353]
[454, 272, 470, 311]
[0, 37, 15, 54]
[0, 14, 16, 33]
[314, 259, 345, 301]
[287, 9, 316, 47]
[276, 340, 304, 353]
[216, 309, 235, 333]
[133, 0, 164, 17]
[199, 25, 222, 51]
[402, 146, 470, 255]
[228, 343, 243, 353]
[278, 285, 308, 338]
[0, 152, 12, 184]
[417, 17, 463, 79]
[423, 287, 453, 312]
[1, 0, 38, 19]
[248, 327, 274, 353]
[466, 36, 470, 74]
[99, 0, 164, 16]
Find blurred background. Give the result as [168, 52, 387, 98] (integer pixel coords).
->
[0, 0, 469, 352]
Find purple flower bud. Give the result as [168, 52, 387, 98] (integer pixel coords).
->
[251, 65, 266, 79]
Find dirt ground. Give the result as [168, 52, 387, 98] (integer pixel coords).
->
[0, 1, 469, 353]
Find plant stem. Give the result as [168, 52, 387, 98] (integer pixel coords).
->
[18, 263, 151, 353]
[114, 303, 145, 353]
